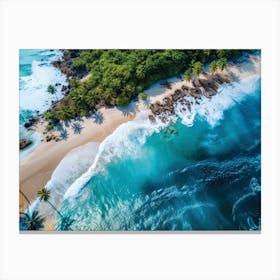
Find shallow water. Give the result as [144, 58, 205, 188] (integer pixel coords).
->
[54, 75, 261, 231]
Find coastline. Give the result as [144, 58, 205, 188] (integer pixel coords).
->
[19, 53, 261, 221]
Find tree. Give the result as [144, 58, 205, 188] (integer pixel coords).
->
[19, 189, 45, 230]
[209, 61, 218, 75]
[216, 49, 226, 59]
[139, 92, 147, 100]
[56, 105, 73, 121]
[37, 187, 64, 218]
[20, 210, 45, 230]
[192, 61, 203, 79]
[47, 84, 58, 101]
[37, 187, 73, 230]
[184, 69, 192, 82]
[217, 57, 228, 73]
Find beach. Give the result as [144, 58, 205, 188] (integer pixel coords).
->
[19, 52, 261, 229]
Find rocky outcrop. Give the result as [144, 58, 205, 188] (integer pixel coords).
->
[172, 89, 186, 101]
[45, 135, 60, 142]
[24, 117, 37, 128]
[19, 139, 32, 149]
[52, 49, 89, 79]
[149, 72, 233, 123]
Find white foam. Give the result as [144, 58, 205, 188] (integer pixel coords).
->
[19, 132, 42, 160]
[64, 111, 169, 200]
[63, 74, 261, 201]
[19, 59, 67, 114]
[29, 142, 100, 218]
[195, 74, 260, 127]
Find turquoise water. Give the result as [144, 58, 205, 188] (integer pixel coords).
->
[56, 75, 261, 231]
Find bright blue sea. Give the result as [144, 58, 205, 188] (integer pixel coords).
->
[56, 75, 261, 231]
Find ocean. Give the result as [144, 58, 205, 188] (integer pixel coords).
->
[49, 74, 261, 231]
[19, 49, 67, 159]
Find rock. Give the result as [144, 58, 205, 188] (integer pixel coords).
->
[150, 102, 162, 115]
[163, 97, 173, 106]
[171, 89, 186, 101]
[186, 101, 191, 111]
[24, 117, 36, 128]
[189, 88, 201, 98]
[19, 139, 32, 149]
[46, 135, 52, 142]
[148, 115, 156, 122]
[181, 85, 190, 91]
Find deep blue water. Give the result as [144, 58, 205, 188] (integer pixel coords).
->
[56, 75, 261, 231]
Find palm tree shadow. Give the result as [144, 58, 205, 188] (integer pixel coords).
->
[71, 122, 83, 134]
[55, 121, 65, 132]
[60, 129, 69, 140]
[92, 110, 104, 124]
[117, 102, 137, 116]
[64, 120, 71, 128]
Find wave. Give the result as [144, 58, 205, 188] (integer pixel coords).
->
[63, 111, 171, 200]
[19, 132, 42, 160]
[174, 74, 260, 127]
[28, 142, 100, 219]
[63, 74, 261, 201]
[19, 58, 67, 114]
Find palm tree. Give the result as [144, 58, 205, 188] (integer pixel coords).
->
[20, 210, 45, 230]
[216, 49, 226, 59]
[47, 84, 58, 101]
[217, 57, 228, 73]
[37, 187, 64, 218]
[37, 187, 73, 230]
[19, 189, 45, 230]
[56, 105, 73, 121]
[209, 61, 218, 75]
[192, 61, 203, 80]
[184, 69, 192, 83]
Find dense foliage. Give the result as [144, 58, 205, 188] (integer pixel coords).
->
[46, 49, 252, 122]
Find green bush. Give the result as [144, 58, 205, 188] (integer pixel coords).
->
[116, 96, 130, 107]
[139, 92, 147, 100]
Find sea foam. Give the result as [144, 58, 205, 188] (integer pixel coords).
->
[28, 142, 100, 219]
[63, 74, 261, 201]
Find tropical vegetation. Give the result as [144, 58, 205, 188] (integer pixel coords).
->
[45, 49, 251, 123]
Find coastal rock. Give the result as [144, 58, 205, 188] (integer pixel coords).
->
[186, 101, 191, 112]
[189, 88, 201, 98]
[148, 115, 156, 122]
[171, 89, 186, 101]
[24, 117, 36, 128]
[150, 102, 162, 115]
[19, 139, 32, 149]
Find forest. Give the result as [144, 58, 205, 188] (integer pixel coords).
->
[45, 49, 252, 122]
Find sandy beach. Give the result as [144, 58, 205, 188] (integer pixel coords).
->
[19, 53, 261, 215]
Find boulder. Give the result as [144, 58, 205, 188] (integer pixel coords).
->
[150, 102, 162, 115]
[148, 115, 156, 122]
[19, 139, 32, 149]
[171, 89, 186, 101]
[189, 88, 201, 98]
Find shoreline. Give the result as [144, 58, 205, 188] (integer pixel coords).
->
[19, 53, 261, 223]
